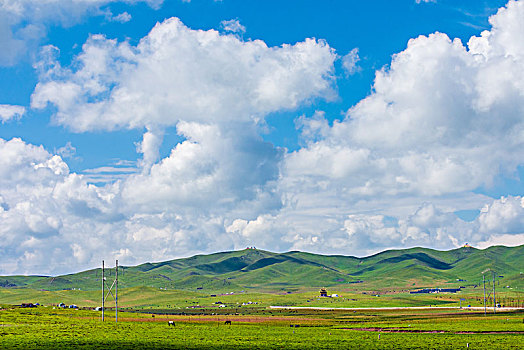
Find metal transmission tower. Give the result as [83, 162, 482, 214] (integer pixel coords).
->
[482, 268, 496, 315]
[102, 260, 119, 322]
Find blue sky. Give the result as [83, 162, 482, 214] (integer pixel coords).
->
[0, 0, 523, 274]
[0, 0, 509, 169]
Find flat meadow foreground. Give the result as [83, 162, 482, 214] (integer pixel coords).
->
[1, 305, 523, 349]
[1, 246, 523, 348]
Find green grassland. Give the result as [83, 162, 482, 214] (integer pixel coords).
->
[2, 245, 523, 293]
[0, 287, 524, 312]
[0, 245, 523, 311]
[1, 245, 523, 348]
[0, 304, 522, 349]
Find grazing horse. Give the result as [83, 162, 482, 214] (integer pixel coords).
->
[168, 321, 175, 327]
[224, 320, 231, 325]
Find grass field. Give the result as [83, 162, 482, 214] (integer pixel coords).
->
[1, 304, 523, 349]
[1, 246, 522, 348]
[1, 284, 523, 311]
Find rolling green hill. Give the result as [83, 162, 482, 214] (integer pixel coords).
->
[1, 245, 523, 293]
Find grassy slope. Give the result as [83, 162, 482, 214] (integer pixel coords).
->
[1, 245, 523, 294]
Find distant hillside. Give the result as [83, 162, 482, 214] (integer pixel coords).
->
[1, 245, 523, 292]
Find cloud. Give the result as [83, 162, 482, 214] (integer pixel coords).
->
[341, 203, 469, 251]
[114, 11, 133, 22]
[476, 233, 524, 248]
[108, 11, 132, 23]
[136, 127, 164, 171]
[30, 14, 335, 222]
[0, 135, 279, 274]
[0, 104, 25, 122]
[0, 18, 27, 66]
[226, 214, 294, 251]
[122, 122, 283, 217]
[55, 142, 76, 159]
[276, 0, 524, 253]
[285, 2, 524, 202]
[3, 1, 524, 275]
[341, 48, 360, 75]
[0, 18, 337, 274]
[220, 19, 246, 34]
[232, 196, 522, 257]
[0, 0, 162, 66]
[478, 196, 524, 234]
[0, 137, 171, 274]
[81, 164, 138, 184]
[32, 17, 336, 132]
[30, 16, 336, 220]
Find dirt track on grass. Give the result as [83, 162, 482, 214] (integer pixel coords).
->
[343, 327, 524, 334]
[118, 315, 326, 323]
[269, 306, 524, 311]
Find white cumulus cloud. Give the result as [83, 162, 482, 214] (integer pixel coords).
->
[220, 19, 246, 34]
[2, 1, 524, 275]
[478, 196, 524, 234]
[110, 11, 132, 23]
[0, 0, 162, 66]
[285, 2, 524, 203]
[0, 17, 337, 274]
[276, 0, 524, 254]
[0, 104, 25, 122]
[31, 17, 336, 132]
[341, 48, 360, 75]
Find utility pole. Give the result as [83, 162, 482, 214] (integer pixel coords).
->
[116, 259, 118, 323]
[493, 271, 496, 313]
[102, 260, 105, 321]
[101, 260, 119, 323]
[483, 274, 487, 316]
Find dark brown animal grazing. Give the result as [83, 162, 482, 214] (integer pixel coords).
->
[224, 320, 231, 325]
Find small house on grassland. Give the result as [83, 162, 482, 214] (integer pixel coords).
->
[320, 288, 328, 297]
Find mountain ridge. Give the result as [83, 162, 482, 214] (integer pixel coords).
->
[1, 245, 523, 292]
